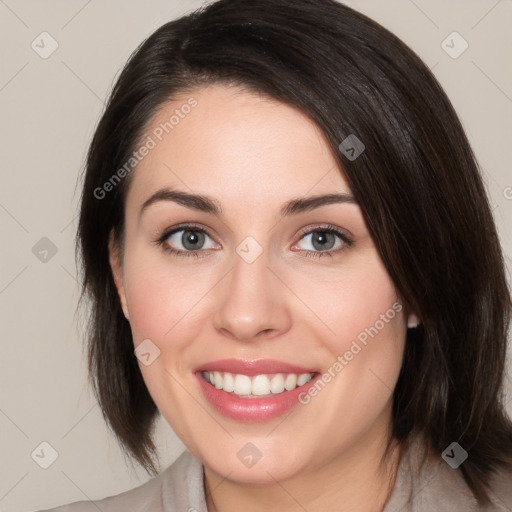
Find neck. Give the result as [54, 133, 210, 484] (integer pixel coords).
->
[204, 424, 403, 512]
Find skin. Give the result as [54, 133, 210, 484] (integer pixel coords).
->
[109, 84, 418, 512]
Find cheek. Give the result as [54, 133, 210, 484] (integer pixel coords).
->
[120, 250, 209, 424]
[289, 259, 405, 446]
[293, 252, 406, 413]
[121, 248, 203, 345]
[299, 253, 404, 353]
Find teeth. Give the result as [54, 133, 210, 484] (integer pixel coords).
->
[202, 371, 314, 397]
[223, 372, 235, 392]
[234, 374, 252, 395]
[270, 374, 285, 393]
[284, 374, 297, 391]
[297, 373, 310, 386]
[252, 375, 271, 396]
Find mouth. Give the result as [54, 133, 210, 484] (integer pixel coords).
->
[193, 359, 321, 421]
[201, 370, 315, 398]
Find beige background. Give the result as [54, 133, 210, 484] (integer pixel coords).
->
[0, 1, 511, 510]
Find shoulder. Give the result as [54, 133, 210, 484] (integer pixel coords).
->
[384, 434, 512, 511]
[33, 450, 207, 512]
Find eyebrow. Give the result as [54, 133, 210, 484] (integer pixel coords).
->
[139, 188, 357, 219]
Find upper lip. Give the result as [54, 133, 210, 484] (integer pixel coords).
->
[193, 359, 318, 376]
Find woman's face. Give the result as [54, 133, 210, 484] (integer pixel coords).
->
[110, 84, 410, 482]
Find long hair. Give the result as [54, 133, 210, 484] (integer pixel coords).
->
[77, 0, 512, 505]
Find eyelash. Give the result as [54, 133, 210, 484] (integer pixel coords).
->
[154, 223, 353, 260]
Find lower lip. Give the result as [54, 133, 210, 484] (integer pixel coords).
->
[195, 372, 320, 422]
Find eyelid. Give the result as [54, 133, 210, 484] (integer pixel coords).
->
[158, 222, 217, 241]
[294, 223, 352, 243]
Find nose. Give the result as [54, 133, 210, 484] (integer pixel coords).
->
[212, 247, 292, 343]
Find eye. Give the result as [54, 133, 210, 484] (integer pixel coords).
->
[166, 228, 217, 251]
[155, 224, 220, 258]
[291, 225, 352, 259]
[297, 231, 341, 251]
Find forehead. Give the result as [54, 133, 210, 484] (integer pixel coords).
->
[125, 84, 351, 213]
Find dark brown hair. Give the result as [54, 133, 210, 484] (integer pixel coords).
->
[77, 0, 512, 505]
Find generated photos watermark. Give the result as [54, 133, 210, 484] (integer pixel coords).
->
[93, 97, 198, 200]
[298, 301, 403, 404]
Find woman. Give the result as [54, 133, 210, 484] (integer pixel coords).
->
[38, 0, 512, 510]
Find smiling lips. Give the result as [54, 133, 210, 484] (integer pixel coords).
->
[194, 359, 320, 421]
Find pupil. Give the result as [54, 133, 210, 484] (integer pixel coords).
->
[313, 231, 334, 251]
[182, 230, 204, 250]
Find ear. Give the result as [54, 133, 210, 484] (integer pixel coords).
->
[407, 312, 420, 328]
[108, 231, 130, 320]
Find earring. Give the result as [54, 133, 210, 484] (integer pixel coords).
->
[407, 313, 420, 328]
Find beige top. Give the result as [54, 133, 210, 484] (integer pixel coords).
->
[35, 435, 512, 511]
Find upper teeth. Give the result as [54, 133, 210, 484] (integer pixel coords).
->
[202, 371, 314, 397]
